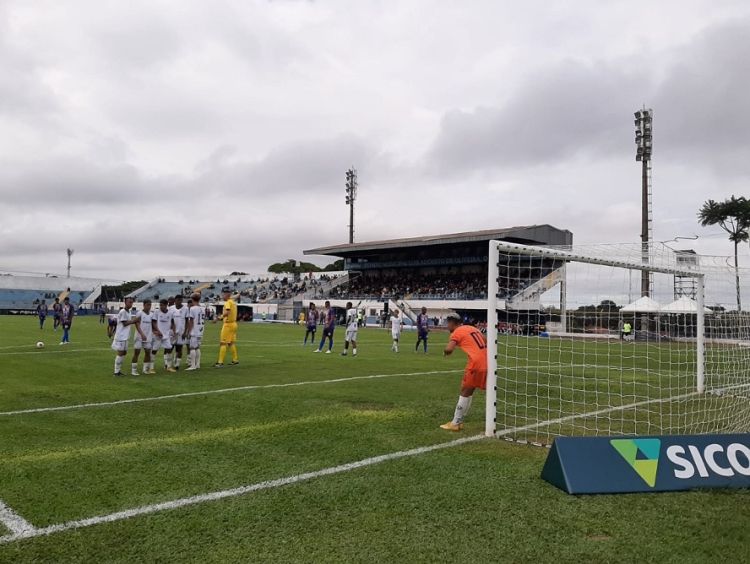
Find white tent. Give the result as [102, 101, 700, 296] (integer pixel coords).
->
[660, 296, 711, 314]
[620, 296, 662, 313]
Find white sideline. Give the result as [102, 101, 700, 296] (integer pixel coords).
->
[1, 380, 749, 544]
[0, 434, 486, 544]
[494, 380, 750, 438]
[0, 501, 36, 537]
[0, 370, 460, 416]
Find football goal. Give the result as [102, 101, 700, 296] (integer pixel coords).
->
[485, 240, 750, 445]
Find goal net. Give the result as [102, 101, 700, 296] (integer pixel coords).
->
[485, 240, 750, 445]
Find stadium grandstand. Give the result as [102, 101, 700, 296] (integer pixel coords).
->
[0, 272, 121, 314]
[123, 272, 348, 321]
[302, 224, 573, 327]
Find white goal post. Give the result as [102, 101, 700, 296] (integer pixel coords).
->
[485, 240, 750, 444]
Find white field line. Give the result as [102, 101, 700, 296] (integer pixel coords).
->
[0, 363, 628, 417]
[0, 434, 486, 544]
[0, 362, 730, 417]
[494, 380, 750, 437]
[2, 380, 750, 544]
[0, 338, 449, 356]
[0, 370, 460, 416]
[0, 348, 115, 356]
[0, 343, 314, 356]
[0, 501, 36, 537]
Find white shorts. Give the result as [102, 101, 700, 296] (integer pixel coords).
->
[111, 340, 128, 353]
[189, 336, 203, 349]
[174, 334, 186, 346]
[152, 335, 173, 351]
[392, 331, 401, 340]
[133, 336, 153, 351]
[345, 329, 358, 343]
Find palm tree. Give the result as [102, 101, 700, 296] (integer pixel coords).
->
[698, 196, 750, 311]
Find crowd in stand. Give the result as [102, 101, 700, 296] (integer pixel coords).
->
[329, 274, 488, 300]
[326, 266, 557, 301]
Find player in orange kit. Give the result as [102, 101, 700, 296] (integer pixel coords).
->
[440, 313, 487, 431]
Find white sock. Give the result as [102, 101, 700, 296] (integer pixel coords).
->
[114, 356, 123, 373]
[175, 357, 181, 368]
[188, 350, 196, 367]
[131, 362, 138, 374]
[353, 348, 357, 355]
[195, 349, 201, 368]
[452, 396, 473, 425]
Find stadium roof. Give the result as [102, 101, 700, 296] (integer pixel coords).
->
[304, 224, 572, 257]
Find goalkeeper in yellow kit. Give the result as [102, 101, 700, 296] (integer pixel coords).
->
[214, 287, 239, 368]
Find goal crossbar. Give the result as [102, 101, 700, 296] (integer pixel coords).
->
[493, 240, 704, 278]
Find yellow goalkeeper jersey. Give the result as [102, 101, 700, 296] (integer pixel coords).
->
[223, 299, 237, 323]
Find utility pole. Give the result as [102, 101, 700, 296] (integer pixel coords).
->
[66, 248, 74, 278]
[634, 108, 653, 297]
[345, 168, 358, 244]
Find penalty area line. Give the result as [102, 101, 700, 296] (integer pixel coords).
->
[0, 434, 486, 544]
[0, 501, 37, 537]
[0, 369, 461, 417]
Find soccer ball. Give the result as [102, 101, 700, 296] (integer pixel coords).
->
[36, 341, 45, 349]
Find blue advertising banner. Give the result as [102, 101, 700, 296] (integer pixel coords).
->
[541, 434, 750, 494]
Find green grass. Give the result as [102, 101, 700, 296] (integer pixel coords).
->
[0, 316, 747, 563]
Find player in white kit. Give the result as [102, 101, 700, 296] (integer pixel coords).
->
[169, 295, 188, 371]
[152, 299, 176, 373]
[341, 301, 358, 357]
[185, 294, 205, 371]
[390, 309, 402, 353]
[112, 297, 145, 377]
[131, 299, 154, 376]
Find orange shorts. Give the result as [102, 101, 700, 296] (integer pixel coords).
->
[462, 365, 487, 390]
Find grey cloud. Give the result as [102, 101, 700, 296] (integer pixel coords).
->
[654, 19, 750, 175]
[426, 60, 645, 174]
[426, 17, 750, 179]
[194, 134, 381, 198]
[0, 157, 153, 205]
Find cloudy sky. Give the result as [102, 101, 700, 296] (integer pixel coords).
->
[1, 0, 749, 280]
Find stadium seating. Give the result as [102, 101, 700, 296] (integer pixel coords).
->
[321, 265, 558, 302]
[0, 289, 58, 310]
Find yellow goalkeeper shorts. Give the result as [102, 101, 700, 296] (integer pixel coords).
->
[220, 322, 238, 343]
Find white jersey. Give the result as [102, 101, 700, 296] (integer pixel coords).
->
[188, 305, 205, 337]
[170, 305, 188, 334]
[134, 310, 153, 340]
[346, 308, 358, 331]
[153, 308, 174, 337]
[391, 314, 402, 335]
[114, 308, 133, 342]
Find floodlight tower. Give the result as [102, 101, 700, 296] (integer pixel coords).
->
[635, 108, 653, 297]
[66, 248, 74, 278]
[345, 168, 358, 244]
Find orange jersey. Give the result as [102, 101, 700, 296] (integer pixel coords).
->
[450, 325, 487, 369]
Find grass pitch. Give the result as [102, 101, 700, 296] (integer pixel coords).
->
[0, 316, 747, 563]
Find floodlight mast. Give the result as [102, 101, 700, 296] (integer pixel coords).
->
[345, 168, 358, 244]
[635, 108, 653, 297]
[66, 248, 74, 278]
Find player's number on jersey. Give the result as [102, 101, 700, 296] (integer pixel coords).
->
[470, 331, 486, 350]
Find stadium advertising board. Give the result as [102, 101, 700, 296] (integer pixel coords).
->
[541, 434, 750, 494]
